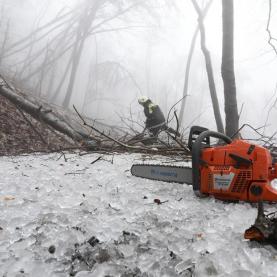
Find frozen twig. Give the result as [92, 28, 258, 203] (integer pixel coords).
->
[266, 0, 277, 57]
[90, 156, 102, 165]
[263, 82, 277, 135]
[173, 111, 180, 139]
[73, 105, 151, 151]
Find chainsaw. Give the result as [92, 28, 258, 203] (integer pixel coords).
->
[131, 126, 277, 202]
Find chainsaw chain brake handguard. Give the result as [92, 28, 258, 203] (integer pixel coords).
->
[188, 126, 210, 151]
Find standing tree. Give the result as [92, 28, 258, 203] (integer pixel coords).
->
[191, 0, 224, 133]
[221, 0, 239, 137]
[178, 0, 213, 127]
[62, 2, 100, 108]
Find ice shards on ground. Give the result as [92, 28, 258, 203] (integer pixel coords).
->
[0, 153, 277, 276]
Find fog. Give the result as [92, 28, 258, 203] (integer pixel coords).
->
[0, 0, 276, 137]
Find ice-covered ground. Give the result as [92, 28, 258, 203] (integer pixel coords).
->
[0, 152, 277, 277]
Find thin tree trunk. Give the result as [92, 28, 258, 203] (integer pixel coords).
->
[62, 0, 142, 108]
[62, 5, 98, 108]
[19, 22, 75, 82]
[3, 9, 73, 59]
[21, 41, 75, 86]
[0, 19, 10, 66]
[191, 0, 224, 133]
[179, 0, 213, 127]
[35, 45, 51, 96]
[62, 33, 84, 108]
[221, 0, 239, 137]
[50, 58, 73, 103]
[46, 61, 56, 100]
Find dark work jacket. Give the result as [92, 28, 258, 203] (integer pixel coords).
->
[143, 101, 166, 135]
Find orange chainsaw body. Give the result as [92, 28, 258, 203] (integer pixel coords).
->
[199, 140, 277, 202]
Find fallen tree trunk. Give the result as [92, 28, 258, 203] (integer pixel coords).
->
[0, 77, 191, 156]
[0, 79, 93, 144]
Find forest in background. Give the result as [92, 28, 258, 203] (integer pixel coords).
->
[0, 0, 276, 141]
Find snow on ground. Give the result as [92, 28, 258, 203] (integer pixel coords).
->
[0, 152, 277, 277]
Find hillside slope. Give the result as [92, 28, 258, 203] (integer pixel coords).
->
[0, 94, 73, 156]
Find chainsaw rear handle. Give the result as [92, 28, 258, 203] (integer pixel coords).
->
[192, 130, 232, 196]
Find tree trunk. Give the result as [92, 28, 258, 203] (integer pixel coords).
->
[221, 0, 239, 137]
[0, 19, 10, 66]
[179, 1, 213, 127]
[191, 0, 224, 133]
[50, 58, 73, 103]
[0, 82, 93, 143]
[178, 28, 198, 128]
[62, 3, 99, 108]
[62, 34, 85, 108]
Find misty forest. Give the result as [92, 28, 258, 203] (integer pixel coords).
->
[1, 0, 277, 276]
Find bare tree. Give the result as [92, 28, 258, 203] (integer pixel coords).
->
[221, 0, 239, 137]
[62, 0, 149, 108]
[191, 0, 224, 133]
[0, 19, 10, 66]
[178, 0, 213, 127]
[2, 0, 175, 115]
[266, 0, 277, 56]
[62, 1, 101, 108]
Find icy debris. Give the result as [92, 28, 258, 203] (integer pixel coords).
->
[0, 153, 276, 276]
[115, 231, 139, 245]
[88, 263, 144, 277]
[224, 270, 253, 277]
[194, 257, 218, 276]
[68, 231, 146, 275]
[48, 245, 56, 254]
[88, 236, 100, 247]
[67, 235, 126, 276]
[175, 259, 195, 275]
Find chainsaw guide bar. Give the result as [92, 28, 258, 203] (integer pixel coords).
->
[131, 164, 193, 184]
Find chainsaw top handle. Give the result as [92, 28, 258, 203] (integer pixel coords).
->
[191, 130, 232, 196]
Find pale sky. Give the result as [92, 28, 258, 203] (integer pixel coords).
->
[1, 0, 277, 136]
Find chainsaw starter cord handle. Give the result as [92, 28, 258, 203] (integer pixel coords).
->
[192, 130, 232, 196]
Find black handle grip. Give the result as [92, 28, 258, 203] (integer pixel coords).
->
[191, 130, 232, 195]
